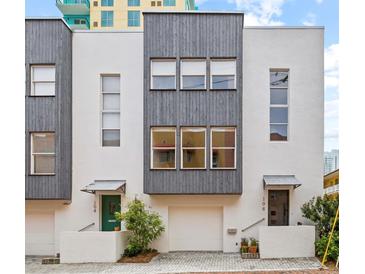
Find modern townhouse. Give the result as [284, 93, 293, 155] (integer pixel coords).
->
[56, 0, 196, 30]
[25, 11, 324, 260]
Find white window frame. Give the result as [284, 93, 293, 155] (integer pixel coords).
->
[210, 59, 237, 90]
[180, 59, 207, 90]
[151, 127, 176, 169]
[150, 59, 176, 90]
[101, 74, 121, 147]
[30, 65, 56, 96]
[210, 127, 236, 169]
[181, 127, 206, 169]
[269, 69, 289, 142]
[30, 132, 56, 175]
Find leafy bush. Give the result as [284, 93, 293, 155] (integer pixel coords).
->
[315, 231, 339, 262]
[250, 238, 257, 247]
[115, 199, 165, 257]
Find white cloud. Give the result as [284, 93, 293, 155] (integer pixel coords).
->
[229, 0, 287, 26]
[325, 43, 339, 89]
[325, 127, 338, 139]
[315, 0, 324, 4]
[325, 99, 339, 119]
[302, 12, 316, 26]
[195, 0, 208, 5]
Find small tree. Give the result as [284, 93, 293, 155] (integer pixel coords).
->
[115, 199, 165, 257]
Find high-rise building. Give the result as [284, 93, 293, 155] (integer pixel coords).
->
[324, 149, 339, 175]
[56, 0, 196, 30]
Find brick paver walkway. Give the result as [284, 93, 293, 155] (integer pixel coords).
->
[25, 252, 336, 274]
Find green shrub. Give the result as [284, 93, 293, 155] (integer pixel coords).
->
[115, 199, 165, 257]
[315, 231, 339, 262]
[250, 238, 257, 247]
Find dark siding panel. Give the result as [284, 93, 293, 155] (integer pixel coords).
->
[144, 13, 243, 194]
[25, 19, 72, 200]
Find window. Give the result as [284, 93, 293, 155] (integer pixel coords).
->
[101, 0, 113, 6]
[101, 75, 120, 146]
[31, 65, 55, 96]
[180, 60, 206, 89]
[74, 19, 86, 25]
[151, 60, 176, 89]
[31, 132, 55, 175]
[151, 1, 156, 6]
[211, 60, 236, 89]
[101, 11, 113, 27]
[181, 128, 206, 169]
[157, 1, 161, 6]
[211, 128, 236, 169]
[270, 70, 289, 141]
[151, 128, 176, 169]
[128, 0, 140, 6]
[163, 0, 175, 6]
[128, 11, 140, 26]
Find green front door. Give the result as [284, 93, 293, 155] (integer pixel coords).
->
[101, 195, 121, 231]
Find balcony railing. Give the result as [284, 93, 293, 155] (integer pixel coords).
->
[56, 0, 90, 15]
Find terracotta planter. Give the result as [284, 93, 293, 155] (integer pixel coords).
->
[114, 226, 121, 231]
[248, 246, 257, 253]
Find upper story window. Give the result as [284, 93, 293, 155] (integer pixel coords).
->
[128, 11, 140, 27]
[180, 60, 206, 90]
[181, 127, 206, 169]
[210, 59, 236, 89]
[163, 0, 176, 6]
[270, 69, 289, 141]
[128, 0, 140, 6]
[31, 132, 55, 175]
[101, 0, 114, 6]
[151, 127, 176, 169]
[211, 127, 236, 169]
[151, 60, 176, 89]
[101, 75, 120, 147]
[30, 65, 55, 96]
[101, 11, 113, 27]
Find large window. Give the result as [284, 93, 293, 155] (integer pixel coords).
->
[163, 0, 175, 6]
[210, 60, 236, 89]
[101, 75, 120, 146]
[151, 60, 176, 89]
[31, 132, 55, 175]
[31, 65, 56, 96]
[128, 0, 140, 6]
[211, 128, 236, 169]
[128, 11, 140, 26]
[101, 0, 114, 6]
[180, 60, 206, 89]
[151, 128, 176, 169]
[181, 128, 206, 169]
[101, 11, 113, 27]
[270, 69, 289, 141]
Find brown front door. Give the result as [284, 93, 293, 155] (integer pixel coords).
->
[268, 190, 289, 226]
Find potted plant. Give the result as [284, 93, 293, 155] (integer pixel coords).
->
[241, 238, 249, 249]
[248, 238, 257, 253]
[114, 225, 121, 231]
[240, 246, 248, 254]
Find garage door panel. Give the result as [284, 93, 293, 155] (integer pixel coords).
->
[169, 207, 223, 251]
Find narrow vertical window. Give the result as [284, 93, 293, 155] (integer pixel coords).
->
[151, 60, 176, 89]
[151, 128, 176, 169]
[210, 60, 236, 89]
[31, 65, 56, 96]
[101, 11, 113, 27]
[180, 60, 206, 90]
[128, 11, 140, 26]
[102, 75, 120, 146]
[181, 128, 206, 169]
[211, 128, 236, 169]
[270, 69, 289, 141]
[31, 132, 55, 175]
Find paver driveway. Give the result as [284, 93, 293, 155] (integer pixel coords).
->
[26, 252, 326, 274]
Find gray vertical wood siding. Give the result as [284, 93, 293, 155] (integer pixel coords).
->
[25, 19, 72, 200]
[143, 12, 243, 194]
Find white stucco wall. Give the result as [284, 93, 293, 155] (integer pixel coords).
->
[25, 27, 324, 256]
[259, 225, 315, 258]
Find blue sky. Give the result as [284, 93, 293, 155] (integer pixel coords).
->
[25, 0, 339, 151]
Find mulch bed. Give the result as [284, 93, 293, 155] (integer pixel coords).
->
[117, 251, 159, 263]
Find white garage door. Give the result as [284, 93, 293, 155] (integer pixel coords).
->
[169, 207, 223, 251]
[25, 212, 55, 255]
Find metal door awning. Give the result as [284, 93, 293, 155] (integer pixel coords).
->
[81, 180, 126, 194]
[263, 175, 301, 189]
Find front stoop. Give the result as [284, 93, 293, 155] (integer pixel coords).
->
[41, 257, 60, 264]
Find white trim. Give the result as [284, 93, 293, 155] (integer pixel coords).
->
[151, 127, 176, 170]
[180, 127, 206, 169]
[210, 59, 237, 90]
[30, 132, 56, 175]
[210, 127, 236, 169]
[180, 59, 207, 90]
[30, 65, 56, 96]
[150, 59, 176, 89]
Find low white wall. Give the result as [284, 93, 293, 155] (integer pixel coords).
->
[60, 231, 128, 263]
[259, 226, 315, 258]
